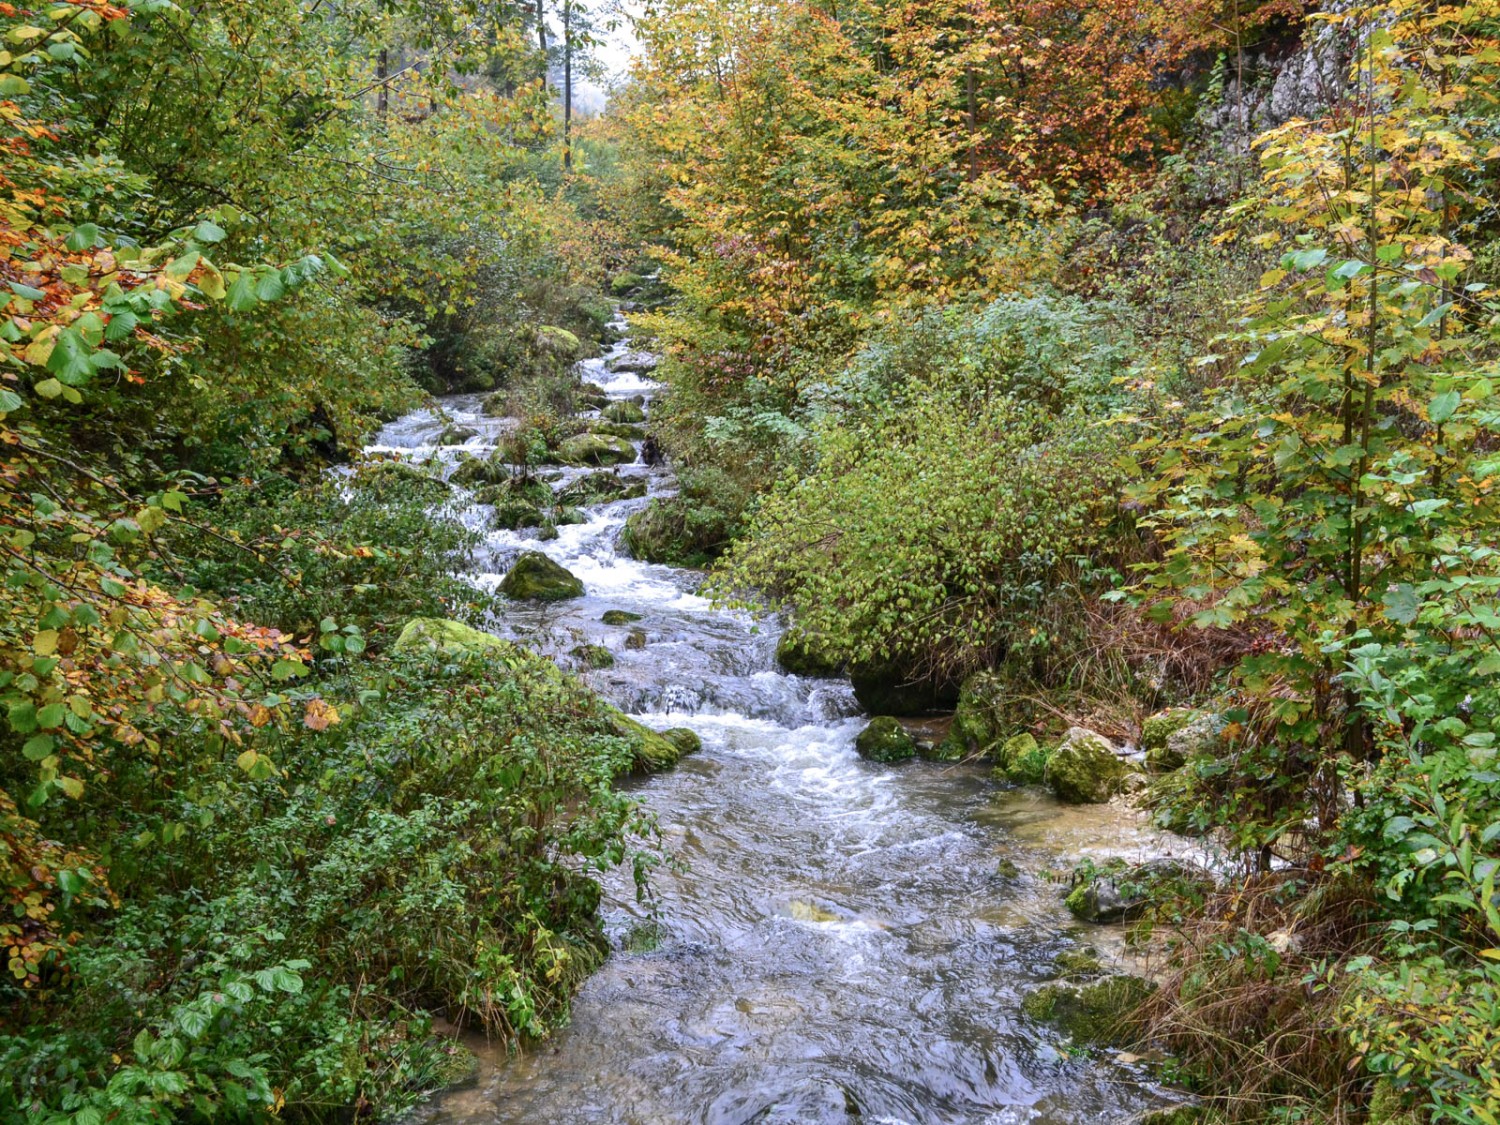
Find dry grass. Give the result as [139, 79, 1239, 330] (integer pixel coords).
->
[1137, 871, 1383, 1123]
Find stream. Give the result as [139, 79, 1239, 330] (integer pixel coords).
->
[370, 319, 1188, 1124]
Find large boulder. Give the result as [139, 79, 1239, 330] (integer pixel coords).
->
[608, 350, 658, 374]
[534, 325, 582, 359]
[392, 617, 509, 656]
[473, 477, 553, 508]
[608, 713, 699, 773]
[994, 732, 1050, 785]
[555, 433, 637, 467]
[1021, 974, 1155, 1046]
[499, 552, 585, 601]
[939, 670, 1011, 759]
[849, 657, 959, 716]
[438, 423, 478, 446]
[1044, 728, 1130, 804]
[855, 716, 917, 763]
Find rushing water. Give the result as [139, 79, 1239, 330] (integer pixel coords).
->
[371, 319, 1192, 1125]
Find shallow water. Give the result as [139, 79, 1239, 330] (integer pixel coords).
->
[374, 319, 1194, 1124]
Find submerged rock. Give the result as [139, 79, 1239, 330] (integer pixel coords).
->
[1021, 974, 1155, 1046]
[1044, 728, 1130, 804]
[499, 552, 585, 601]
[855, 716, 917, 763]
[570, 644, 615, 670]
[555, 432, 637, 467]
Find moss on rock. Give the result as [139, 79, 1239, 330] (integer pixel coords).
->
[601, 609, 643, 625]
[661, 728, 703, 757]
[1021, 975, 1155, 1046]
[855, 716, 917, 763]
[1044, 728, 1130, 804]
[570, 644, 615, 670]
[555, 433, 637, 467]
[499, 552, 585, 601]
[603, 401, 646, 424]
[940, 670, 1010, 759]
[392, 617, 512, 656]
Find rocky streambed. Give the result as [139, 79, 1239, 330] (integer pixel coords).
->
[373, 316, 1206, 1124]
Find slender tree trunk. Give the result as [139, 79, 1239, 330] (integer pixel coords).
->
[537, 0, 548, 89]
[563, 0, 572, 170]
[377, 48, 389, 122]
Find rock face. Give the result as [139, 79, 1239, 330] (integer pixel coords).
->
[1044, 728, 1130, 804]
[849, 657, 959, 716]
[555, 433, 637, 467]
[775, 632, 843, 677]
[1021, 975, 1155, 1046]
[499, 552, 585, 601]
[855, 716, 917, 763]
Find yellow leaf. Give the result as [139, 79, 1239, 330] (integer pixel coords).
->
[34, 629, 58, 656]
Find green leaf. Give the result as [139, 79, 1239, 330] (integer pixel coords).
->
[64, 223, 99, 251]
[192, 219, 227, 244]
[46, 329, 95, 386]
[22, 733, 54, 761]
[225, 272, 259, 312]
[255, 270, 286, 302]
[1429, 390, 1461, 425]
[0, 388, 23, 415]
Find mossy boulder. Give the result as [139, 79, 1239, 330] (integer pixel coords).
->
[357, 461, 450, 504]
[624, 628, 648, 650]
[438, 424, 478, 446]
[994, 733, 1050, 785]
[775, 631, 842, 677]
[1044, 728, 1130, 804]
[661, 728, 702, 757]
[576, 382, 611, 409]
[608, 351, 658, 374]
[1053, 946, 1105, 981]
[449, 454, 512, 488]
[1020, 975, 1155, 1046]
[1140, 708, 1195, 753]
[601, 609, 643, 625]
[608, 713, 690, 773]
[557, 471, 647, 507]
[610, 271, 645, 296]
[481, 391, 510, 417]
[499, 552, 585, 601]
[555, 433, 637, 467]
[939, 671, 1011, 759]
[534, 325, 582, 358]
[570, 644, 615, 670]
[392, 617, 510, 656]
[1161, 712, 1226, 767]
[855, 716, 917, 763]
[603, 400, 646, 424]
[554, 506, 587, 526]
[587, 420, 645, 439]
[491, 500, 547, 530]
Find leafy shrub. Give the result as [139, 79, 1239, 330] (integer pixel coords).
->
[622, 467, 751, 568]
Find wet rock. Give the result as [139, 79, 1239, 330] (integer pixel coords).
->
[554, 506, 587, 526]
[499, 552, 585, 601]
[603, 400, 646, 424]
[557, 471, 647, 507]
[855, 716, 917, 763]
[849, 656, 959, 717]
[661, 727, 702, 757]
[576, 381, 611, 409]
[624, 628, 648, 649]
[491, 500, 547, 530]
[775, 631, 842, 677]
[588, 420, 645, 439]
[449, 454, 512, 488]
[1021, 974, 1155, 1046]
[608, 712, 688, 773]
[1053, 945, 1105, 981]
[570, 644, 615, 670]
[995, 732, 1050, 785]
[608, 351, 658, 374]
[601, 609, 643, 625]
[1161, 712, 1226, 769]
[473, 477, 553, 508]
[1140, 707, 1195, 755]
[1065, 859, 1215, 923]
[1044, 728, 1130, 804]
[939, 670, 1011, 758]
[438, 423, 478, 446]
[555, 432, 637, 467]
[538, 522, 559, 541]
